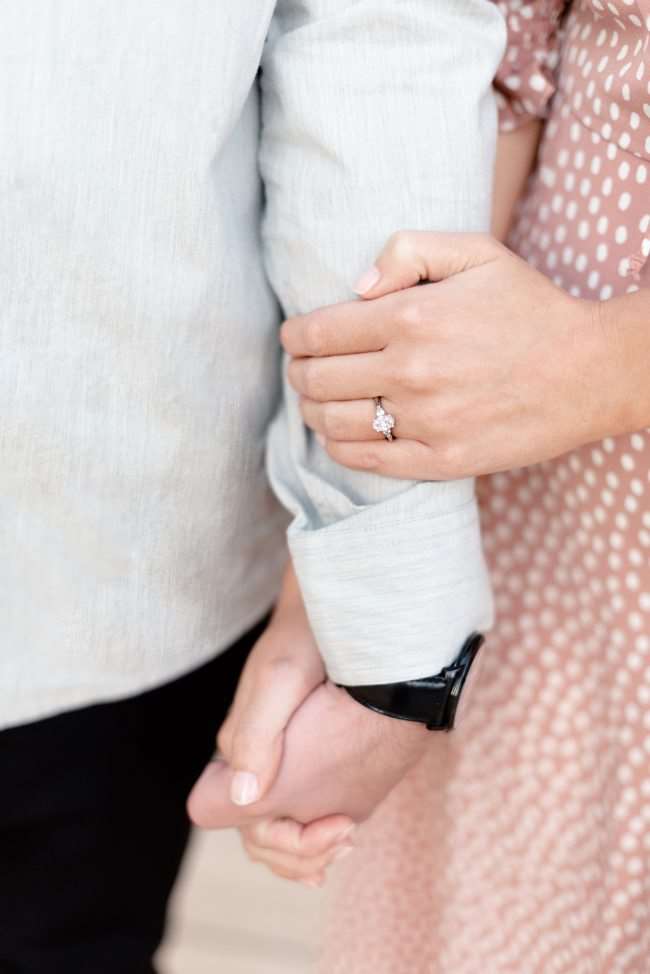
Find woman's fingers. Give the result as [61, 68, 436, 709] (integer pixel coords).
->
[323, 436, 461, 481]
[353, 230, 503, 300]
[247, 816, 355, 857]
[281, 299, 392, 358]
[300, 397, 408, 442]
[242, 840, 333, 882]
[240, 817, 355, 883]
[287, 351, 389, 402]
[299, 394, 446, 478]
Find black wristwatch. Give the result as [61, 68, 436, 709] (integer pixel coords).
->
[339, 633, 485, 731]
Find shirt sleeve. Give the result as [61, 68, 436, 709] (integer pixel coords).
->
[261, 0, 506, 686]
[493, 0, 568, 133]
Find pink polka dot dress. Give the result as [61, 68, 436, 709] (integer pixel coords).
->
[322, 2, 650, 972]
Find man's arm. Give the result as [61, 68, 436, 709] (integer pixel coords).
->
[261, 0, 507, 685]
[187, 0, 507, 866]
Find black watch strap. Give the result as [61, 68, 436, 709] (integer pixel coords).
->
[339, 633, 484, 731]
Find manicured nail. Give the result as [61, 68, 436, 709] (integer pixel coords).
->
[333, 844, 354, 862]
[230, 771, 259, 806]
[353, 265, 381, 295]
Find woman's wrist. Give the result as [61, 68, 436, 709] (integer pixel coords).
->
[585, 291, 650, 440]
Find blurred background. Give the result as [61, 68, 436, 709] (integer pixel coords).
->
[158, 828, 324, 973]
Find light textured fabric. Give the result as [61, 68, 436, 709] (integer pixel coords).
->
[1, 0, 505, 730]
[263, 0, 504, 683]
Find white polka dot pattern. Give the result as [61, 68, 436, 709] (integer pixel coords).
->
[322, 2, 650, 971]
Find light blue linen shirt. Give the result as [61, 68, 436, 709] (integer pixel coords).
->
[1, 0, 505, 728]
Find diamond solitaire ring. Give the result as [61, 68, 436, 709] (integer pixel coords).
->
[372, 397, 395, 441]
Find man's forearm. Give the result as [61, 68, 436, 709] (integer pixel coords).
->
[261, 0, 506, 683]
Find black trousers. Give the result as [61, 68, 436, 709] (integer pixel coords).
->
[0, 617, 267, 974]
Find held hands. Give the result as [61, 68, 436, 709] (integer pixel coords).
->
[192, 231, 598, 882]
[282, 231, 609, 480]
[187, 564, 429, 885]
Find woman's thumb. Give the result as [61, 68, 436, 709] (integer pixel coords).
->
[353, 230, 503, 300]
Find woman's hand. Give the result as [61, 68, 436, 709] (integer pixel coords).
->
[188, 563, 430, 887]
[201, 562, 356, 887]
[190, 676, 429, 885]
[281, 231, 614, 480]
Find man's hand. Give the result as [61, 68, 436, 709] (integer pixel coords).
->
[190, 677, 428, 822]
[216, 563, 327, 807]
[194, 562, 357, 885]
[189, 680, 429, 882]
[187, 568, 430, 883]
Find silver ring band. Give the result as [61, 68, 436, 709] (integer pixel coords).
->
[372, 396, 395, 441]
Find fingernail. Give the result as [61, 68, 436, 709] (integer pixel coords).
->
[353, 265, 381, 295]
[230, 771, 259, 806]
[333, 844, 354, 862]
[315, 433, 326, 447]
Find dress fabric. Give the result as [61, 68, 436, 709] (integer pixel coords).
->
[322, 2, 650, 972]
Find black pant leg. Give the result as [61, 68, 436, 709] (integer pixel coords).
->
[0, 615, 267, 974]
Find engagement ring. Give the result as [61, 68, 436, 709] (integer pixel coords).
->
[372, 397, 395, 441]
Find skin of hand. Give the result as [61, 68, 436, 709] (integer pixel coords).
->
[204, 562, 356, 885]
[187, 567, 430, 885]
[281, 229, 649, 481]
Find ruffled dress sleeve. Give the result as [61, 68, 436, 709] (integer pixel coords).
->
[493, 0, 569, 132]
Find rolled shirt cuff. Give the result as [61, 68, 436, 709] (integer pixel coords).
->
[288, 480, 494, 686]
